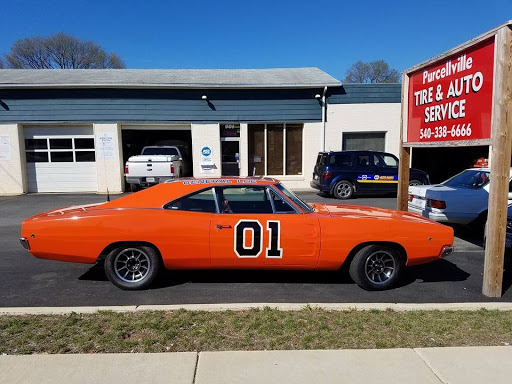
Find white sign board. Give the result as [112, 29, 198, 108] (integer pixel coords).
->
[200, 146, 213, 165]
[96, 132, 116, 160]
[0, 134, 12, 161]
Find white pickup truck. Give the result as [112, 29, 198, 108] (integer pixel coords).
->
[125, 146, 190, 191]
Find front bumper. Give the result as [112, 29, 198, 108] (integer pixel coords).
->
[440, 245, 454, 258]
[19, 237, 30, 250]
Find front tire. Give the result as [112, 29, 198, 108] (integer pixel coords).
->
[104, 245, 161, 290]
[333, 180, 354, 199]
[349, 245, 403, 290]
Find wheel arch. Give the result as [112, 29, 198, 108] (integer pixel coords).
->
[342, 241, 407, 270]
[97, 241, 163, 264]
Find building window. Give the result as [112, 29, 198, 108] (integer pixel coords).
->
[248, 123, 303, 176]
[342, 132, 386, 152]
[25, 136, 96, 163]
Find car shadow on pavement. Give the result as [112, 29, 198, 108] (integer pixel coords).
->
[397, 259, 471, 288]
[78, 259, 471, 291]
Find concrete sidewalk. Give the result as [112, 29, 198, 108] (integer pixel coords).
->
[1, 346, 511, 384]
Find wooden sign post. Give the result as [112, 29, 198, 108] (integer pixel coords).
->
[398, 22, 512, 297]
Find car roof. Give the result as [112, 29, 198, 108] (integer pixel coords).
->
[101, 177, 279, 209]
[318, 150, 393, 156]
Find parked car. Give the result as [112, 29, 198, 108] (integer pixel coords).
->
[408, 168, 512, 226]
[311, 150, 429, 199]
[20, 177, 453, 291]
[125, 145, 191, 192]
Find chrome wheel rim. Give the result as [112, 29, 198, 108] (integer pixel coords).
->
[114, 248, 151, 283]
[364, 250, 396, 284]
[409, 180, 422, 186]
[336, 182, 352, 198]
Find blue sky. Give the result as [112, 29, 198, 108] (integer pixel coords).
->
[1, 0, 510, 80]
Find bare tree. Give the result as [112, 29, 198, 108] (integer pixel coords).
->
[4, 33, 125, 69]
[344, 60, 399, 83]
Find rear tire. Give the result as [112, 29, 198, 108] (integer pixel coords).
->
[104, 245, 161, 290]
[130, 183, 140, 193]
[333, 180, 354, 200]
[349, 245, 403, 290]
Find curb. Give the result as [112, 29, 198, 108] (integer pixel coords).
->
[1, 302, 512, 315]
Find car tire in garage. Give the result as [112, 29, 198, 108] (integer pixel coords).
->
[104, 245, 162, 290]
[349, 245, 403, 290]
[333, 180, 354, 199]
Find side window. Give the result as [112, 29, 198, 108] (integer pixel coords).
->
[270, 190, 296, 213]
[376, 154, 398, 168]
[217, 187, 273, 214]
[166, 188, 217, 213]
[356, 154, 371, 168]
[329, 154, 352, 167]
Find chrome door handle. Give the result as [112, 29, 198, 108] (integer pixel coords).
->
[216, 224, 232, 231]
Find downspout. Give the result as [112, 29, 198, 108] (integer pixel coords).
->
[322, 86, 328, 151]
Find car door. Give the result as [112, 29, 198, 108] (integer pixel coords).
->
[354, 152, 379, 193]
[159, 187, 216, 268]
[374, 153, 400, 193]
[210, 186, 320, 268]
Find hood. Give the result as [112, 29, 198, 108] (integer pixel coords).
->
[315, 203, 437, 224]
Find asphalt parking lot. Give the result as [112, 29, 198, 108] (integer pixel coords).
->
[0, 190, 511, 307]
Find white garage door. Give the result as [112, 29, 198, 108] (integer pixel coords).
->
[24, 126, 98, 193]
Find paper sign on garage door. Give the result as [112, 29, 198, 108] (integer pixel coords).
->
[0, 134, 12, 161]
[96, 132, 116, 160]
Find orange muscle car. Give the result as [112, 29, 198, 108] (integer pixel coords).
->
[20, 177, 454, 291]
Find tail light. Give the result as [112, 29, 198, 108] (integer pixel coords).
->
[322, 171, 331, 180]
[427, 199, 446, 209]
[170, 164, 175, 174]
[408, 194, 414, 202]
[125, 165, 129, 174]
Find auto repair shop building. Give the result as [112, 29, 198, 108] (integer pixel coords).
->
[0, 68, 406, 194]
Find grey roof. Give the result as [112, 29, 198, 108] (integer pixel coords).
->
[0, 67, 341, 89]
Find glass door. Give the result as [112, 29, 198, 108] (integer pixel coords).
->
[220, 124, 240, 176]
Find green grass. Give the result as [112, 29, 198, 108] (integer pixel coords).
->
[1, 308, 511, 354]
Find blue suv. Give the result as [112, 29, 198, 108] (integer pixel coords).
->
[310, 150, 429, 199]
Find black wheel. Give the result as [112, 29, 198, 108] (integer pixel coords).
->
[104, 245, 161, 290]
[409, 179, 423, 186]
[333, 180, 354, 200]
[130, 183, 140, 193]
[349, 245, 403, 290]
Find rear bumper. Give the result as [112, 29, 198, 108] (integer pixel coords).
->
[310, 180, 330, 192]
[126, 176, 175, 185]
[407, 205, 475, 225]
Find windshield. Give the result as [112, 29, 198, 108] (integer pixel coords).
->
[442, 170, 490, 189]
[275, 183, 313, 212]
[142, 147, 179, 156]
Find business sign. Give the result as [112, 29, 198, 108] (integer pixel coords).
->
[200, 146, 213, 164]
[406, 38, 495, 144]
